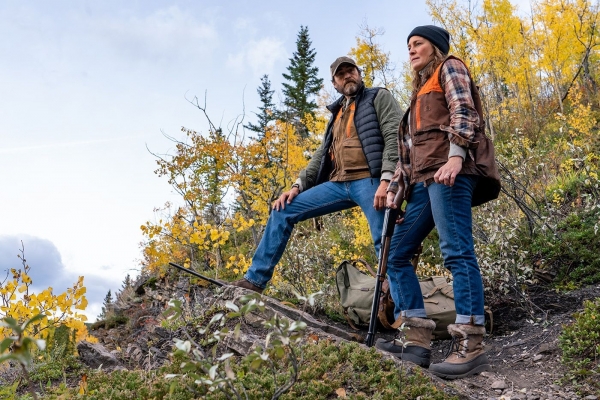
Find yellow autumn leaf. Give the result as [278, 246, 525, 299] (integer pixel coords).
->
[76, 297, 88, 310]
[21, 273, 32, 284]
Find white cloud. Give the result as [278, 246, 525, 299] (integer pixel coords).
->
[0, 235, 121, 322]
[233, 17, 255, 33]
[227, 37, 286, 76]
[94, 6, 219, 62]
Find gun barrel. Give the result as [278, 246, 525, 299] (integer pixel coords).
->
[168, 262, 225, 287]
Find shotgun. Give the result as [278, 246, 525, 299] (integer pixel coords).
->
[365, 191, 402, 347]
[169, 262, 225, 287]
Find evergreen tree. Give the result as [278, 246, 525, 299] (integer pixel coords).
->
[281, 26, 323, 138]
[98, 289, 113, 320]
[245, 74, 276, 138]
[121, 274, 132, 291]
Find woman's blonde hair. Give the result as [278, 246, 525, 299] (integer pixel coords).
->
[410, 44, 448, 102]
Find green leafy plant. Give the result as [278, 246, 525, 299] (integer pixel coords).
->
[29, 325, 82, 386]
[559, 298, 600, 394]
[0, 314, 47, 400]
[165, 293, 308, 399]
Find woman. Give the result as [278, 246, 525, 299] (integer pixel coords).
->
[375, 25, 496, 379]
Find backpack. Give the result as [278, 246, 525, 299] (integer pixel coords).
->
[335, 259, 456, 340]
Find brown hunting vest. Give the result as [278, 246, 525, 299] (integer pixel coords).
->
[401, 56, 501, 207]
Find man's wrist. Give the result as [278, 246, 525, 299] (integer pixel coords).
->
[291, 183, 300, 191]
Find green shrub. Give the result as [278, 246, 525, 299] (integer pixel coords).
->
[531, 206, 600, 287]
[105, 314, 129, 329]
[41, 341, 456, 400]
[559, 298, 600, 394]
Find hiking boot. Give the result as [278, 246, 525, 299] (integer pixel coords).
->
[230, 278, 264, 294]
[375, 317, 435, 368]
[429, 323, 491, 379]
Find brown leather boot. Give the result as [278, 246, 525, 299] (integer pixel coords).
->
[230, 278, 264, 294]
[375, 317, 436, 368]
[429, 323, 491, 379]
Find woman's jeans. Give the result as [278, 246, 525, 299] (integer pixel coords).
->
[244, 178, 384, 289]
[387, 175, 486, 325]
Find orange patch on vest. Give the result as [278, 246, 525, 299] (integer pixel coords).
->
[415, 63, 445, 131]
[334, 102, 356, 138]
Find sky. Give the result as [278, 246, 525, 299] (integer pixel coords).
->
[0, 0, 530, 321]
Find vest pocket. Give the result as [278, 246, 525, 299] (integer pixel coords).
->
[411, 129, 449, 172]
[342, 137, 369, 172]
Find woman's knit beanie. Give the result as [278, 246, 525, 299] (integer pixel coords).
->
[407, 25, 450, 55]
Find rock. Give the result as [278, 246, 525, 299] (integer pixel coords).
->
[584, 396, 598, 400]
[533, 354, 543, 361]
[152, 327, 171, 339]
[538, 342, 557, 354]
[243, 312, 265, 328]
[223, 331, 259, 356]
[492, 380, 508, 390]
[220, 286, 359, 342]
[550, 384, 561, 391]
[77, 341, 125, 371]
[134, 276, 153, 295]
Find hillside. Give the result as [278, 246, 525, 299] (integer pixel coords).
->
[74, 273, 600, 399]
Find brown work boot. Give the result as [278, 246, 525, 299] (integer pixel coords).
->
[429, 323, 491, 379]
[230, 278, 264, 294]
[375, 317, 436, 368]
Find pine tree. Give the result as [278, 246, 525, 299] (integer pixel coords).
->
[98, 289, 113, 320]
[245, 74, 276, 138]
[281, 26, 323, 138]
[121, 274, 132, 291]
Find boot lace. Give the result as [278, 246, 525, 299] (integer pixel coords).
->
[390, 330, 408, 347]
[444, 336, 467, 359]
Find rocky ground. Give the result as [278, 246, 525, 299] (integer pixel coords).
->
[429, 285, 600, 400]
[83, 275, 600, 400]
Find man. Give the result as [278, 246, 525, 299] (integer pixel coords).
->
[232, 56, 401, 293]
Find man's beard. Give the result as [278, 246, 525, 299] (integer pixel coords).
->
[337, 79, 362, 96]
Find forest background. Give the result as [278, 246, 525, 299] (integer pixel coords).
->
[1, 0, 600, 396]
[139, 0, 600, 305]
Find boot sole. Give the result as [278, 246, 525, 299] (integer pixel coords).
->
[430, 363, 491, 380]
[375, 341, 431, 368]
[397, 352, 431, 368]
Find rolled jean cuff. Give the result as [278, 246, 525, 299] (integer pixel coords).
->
[455, 314, 485, 325]
[401, 309, 428, 319]
[243, 274, 266, 290]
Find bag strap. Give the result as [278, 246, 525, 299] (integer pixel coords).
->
[378, 311, 403, 330]
[377, 290, 404, 330]
[354, 259, 376, 278]
[411, 245, 423, 272]
[343, 309, 360, 331]
[422, 276, 455, 299]
[342, 263, 350, 288]
[485, 306, 493, 334]
[431, 276, 455, 299]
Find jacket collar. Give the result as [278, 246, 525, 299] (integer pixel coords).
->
[326, 82, 366, 114]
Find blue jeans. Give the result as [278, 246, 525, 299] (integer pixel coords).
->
[245, 178, 385, 289]
[387, 175, 485, 325]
